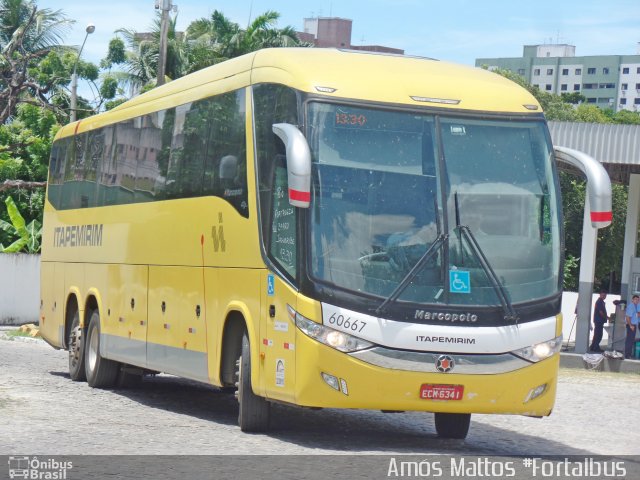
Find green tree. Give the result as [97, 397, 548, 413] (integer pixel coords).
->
[486, 68, 577, 121]
[560, 92, 586, 105]
[107, 9, 308, 94]
[573, 104, 612, 123]
[185, 10, 308, 73]
[0, 1, 112, 123]
[109, 12, 188, 93]
[612, 109, 640, 125]
[0, 104, 55, 245]
[0, 0, 74, 123]
[0, 195, 42, 253]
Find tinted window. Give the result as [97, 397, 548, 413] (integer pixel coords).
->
[253, 83, 300, 278]
[163, 91, 248, 215]
[47, 89, 248, 217]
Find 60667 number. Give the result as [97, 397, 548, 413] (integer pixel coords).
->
[327, 313, 367, 333]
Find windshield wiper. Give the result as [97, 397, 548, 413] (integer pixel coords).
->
[454, 193, 519, 323]
[375, 233, 448, 316]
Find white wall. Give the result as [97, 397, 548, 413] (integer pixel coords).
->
[0, 253, 40, 325]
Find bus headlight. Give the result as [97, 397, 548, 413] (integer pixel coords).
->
[511, 336, 562, 362]
[287, 305, 374, 353]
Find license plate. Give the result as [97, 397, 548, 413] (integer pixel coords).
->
[420, 384, 464, 401]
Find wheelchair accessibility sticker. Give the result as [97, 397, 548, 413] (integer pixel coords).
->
[267, 274, 275, 296]
[449, 270, 471, 294]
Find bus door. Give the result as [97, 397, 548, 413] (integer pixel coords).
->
[258, 124, 308, 401]
[260, 271, 297, 402]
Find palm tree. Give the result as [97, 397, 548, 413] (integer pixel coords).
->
[113, 12, 188, 93]
[108, 9, 309, 95]
[0, 0, 74, 123]
[240, 11, 302, 52]
[111, 27, 158, 93]
[185, 10, 309, 74]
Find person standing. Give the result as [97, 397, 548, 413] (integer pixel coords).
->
[624, 294, 639, 359]
[590, 290, 608, 353]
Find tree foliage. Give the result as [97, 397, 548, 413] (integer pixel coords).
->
[0, 103, 55, 246]
[0, 195, 42, 252]
[0, 0, 75, 123]
[185, 9, 306, 71]
[104, 9, 310, 95]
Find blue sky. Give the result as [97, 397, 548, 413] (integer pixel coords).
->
[37, 0, 640, 67]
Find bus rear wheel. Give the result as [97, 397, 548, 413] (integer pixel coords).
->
[85, 310, 119, 388]
[434, 413, 471, 439]
[68, 310, 86, 382]
[237, 331, 270, 432]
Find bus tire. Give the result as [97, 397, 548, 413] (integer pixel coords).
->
[68, 310, 86, 382]
[434, 412, 471, 439]
[85, 310, 119, 388]
[237, 331, 270, 432]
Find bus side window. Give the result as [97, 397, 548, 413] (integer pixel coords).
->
[269, 156, 297, 278]
[164, 103, 191, 199]
[47, 139, 68, 209]
[217, 154, 245, 213]
[253, 83, 300, 271]
[60, 133, 88, 209]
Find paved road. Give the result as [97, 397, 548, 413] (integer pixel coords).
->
[1, 334, 639, 457]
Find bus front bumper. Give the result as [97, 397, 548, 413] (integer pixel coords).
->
[292, 333, 558, 416]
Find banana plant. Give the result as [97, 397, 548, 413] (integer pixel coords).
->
[0, 196, 42, 253]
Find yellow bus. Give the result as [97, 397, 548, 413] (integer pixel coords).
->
[39, 48, 611, 439]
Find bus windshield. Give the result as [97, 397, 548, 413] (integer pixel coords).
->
[306, 102, 561, 309]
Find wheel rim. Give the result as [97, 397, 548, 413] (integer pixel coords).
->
[88, 325, 99, 372]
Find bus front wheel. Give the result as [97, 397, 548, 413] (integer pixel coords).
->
[68, 310, 86, 382]
[434, 412, 471, 439]
[237, 332, 270, 432]
[85, 310, 119, 388]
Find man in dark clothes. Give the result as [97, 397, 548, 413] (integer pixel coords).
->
[625, 295, 639, 359]
[590, 290, 608, 353]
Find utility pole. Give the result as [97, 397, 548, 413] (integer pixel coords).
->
[156, 0, 176, 87]
[70, 23, 95, 122]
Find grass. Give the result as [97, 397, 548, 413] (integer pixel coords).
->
[2, 329, 35, 340]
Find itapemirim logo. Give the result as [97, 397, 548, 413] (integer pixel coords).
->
[8, 456, 73, 479]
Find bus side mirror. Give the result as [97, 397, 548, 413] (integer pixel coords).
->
[272, 123, 311, 208]
[553, 146, 612, 229]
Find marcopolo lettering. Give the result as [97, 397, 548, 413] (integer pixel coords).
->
[414, 310, 478, 322]
[53, 224, 103, 248]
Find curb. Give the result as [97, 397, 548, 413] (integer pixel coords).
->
[560, 352, 640, 374]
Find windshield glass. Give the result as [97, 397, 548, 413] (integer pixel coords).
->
[307, 102, 561, 308]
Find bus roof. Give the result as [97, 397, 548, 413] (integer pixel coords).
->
[59, 48, 541, 138]
[251, 48, 541, 114]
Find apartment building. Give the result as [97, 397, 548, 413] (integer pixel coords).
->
[476, 44, 640, 112]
